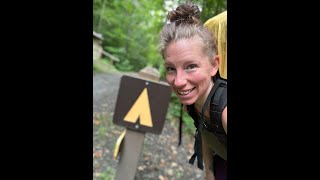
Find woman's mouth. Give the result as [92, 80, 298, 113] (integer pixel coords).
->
[176, 87, 195, 96]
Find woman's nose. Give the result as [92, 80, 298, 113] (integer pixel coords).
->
[173, 72, 187, 88]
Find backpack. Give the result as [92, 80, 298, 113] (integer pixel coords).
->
[178, 77, 227, 170]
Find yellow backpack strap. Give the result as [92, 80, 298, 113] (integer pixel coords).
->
[204, 11, 227, 80]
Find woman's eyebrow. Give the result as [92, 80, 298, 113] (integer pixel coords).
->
[183, 60, 197, 65]
[164, 60, 197, 66]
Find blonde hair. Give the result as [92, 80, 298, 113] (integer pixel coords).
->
[204, 11, 227, 79]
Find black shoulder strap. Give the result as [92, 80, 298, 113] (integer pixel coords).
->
[188, 78, 225, 170]
[210, 79, 227, 146]
[178, 103, 183, 146]
[210, 79, 227, 125]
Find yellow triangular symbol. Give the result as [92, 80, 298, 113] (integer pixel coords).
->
[124, 88, 153, 127]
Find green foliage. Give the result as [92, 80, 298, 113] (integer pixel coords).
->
[175, 169, 183, 178]
[97, 166, 115, 180]
[200, 0, 227, 22]
[177, 0, 227, 22]
[104, 46, 126, 55]
[167, 92, 196, 136]
[93, 58, 119, 73]
[167, 93, 182, 118]
[93, 0, 167, 72]
[115, 58, 134, 71]
[93, 0, 226, 73]
[182, 112, 196, 135]
[159, 63, 167, 80]
[98, 126, 106, 137]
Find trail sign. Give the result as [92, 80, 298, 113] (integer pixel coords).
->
[113, 75, 171, 134]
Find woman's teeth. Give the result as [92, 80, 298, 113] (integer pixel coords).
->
[177, 88, 193, 95]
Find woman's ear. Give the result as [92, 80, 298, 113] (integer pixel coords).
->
[210, 55, 220, 76]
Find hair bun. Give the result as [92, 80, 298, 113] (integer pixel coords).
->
[167, 2, 201, 25]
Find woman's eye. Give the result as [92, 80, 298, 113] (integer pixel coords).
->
[166, 67, 175, 73]
[186, 64, 197, 70]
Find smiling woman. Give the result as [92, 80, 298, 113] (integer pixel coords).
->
[164, 37, 218, 106]
[159, 2, 227, 180]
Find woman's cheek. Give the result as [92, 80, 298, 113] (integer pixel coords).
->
[166, 75, 174, 86]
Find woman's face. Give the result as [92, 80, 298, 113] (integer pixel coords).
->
[164, 37, 219, 106]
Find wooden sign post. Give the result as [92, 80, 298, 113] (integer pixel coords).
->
[113, 70, 171, 180]
[114, 129, 145, 180]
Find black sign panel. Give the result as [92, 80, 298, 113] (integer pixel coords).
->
[113, 75, 171, 134]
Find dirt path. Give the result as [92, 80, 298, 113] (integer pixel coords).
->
[93, 72, 204, 180]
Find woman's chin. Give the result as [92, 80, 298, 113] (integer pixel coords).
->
[179, 98, 196, 105]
